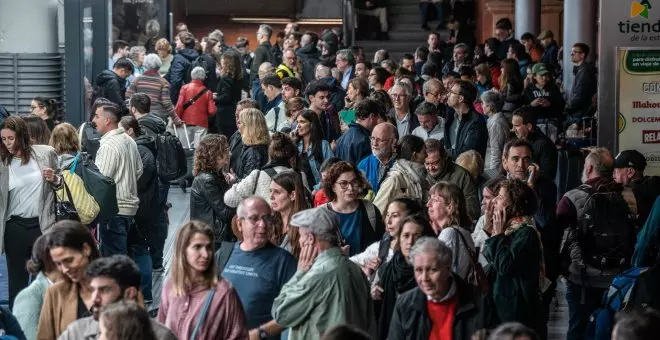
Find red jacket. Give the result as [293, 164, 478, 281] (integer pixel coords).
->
[175, 79, 216, 128]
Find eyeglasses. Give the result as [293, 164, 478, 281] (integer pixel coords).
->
[570, 50, 583, 56]
[370, 136, 392, 144]
[239, 214, 274, 224]
[336, 180, 360, 190]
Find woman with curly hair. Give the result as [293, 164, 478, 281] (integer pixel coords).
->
[214, 52, 243, 137]
[235, 108, 270, 179]
[190, 134, 235, 242]
[426, 181, 477, 280]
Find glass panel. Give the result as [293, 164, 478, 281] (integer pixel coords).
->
[83, 6, 94, 116]
[111, 0, 166, 53]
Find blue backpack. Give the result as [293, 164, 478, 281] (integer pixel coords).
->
[585, 267, 649, 340]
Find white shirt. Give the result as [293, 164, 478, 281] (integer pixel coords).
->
[7, 157, 43, 220]
[265, 101, 290, 133]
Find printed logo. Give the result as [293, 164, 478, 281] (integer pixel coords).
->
[631, 0, 652, 19]
[642, 129, 660, 143]
[618, 113, 626, 134]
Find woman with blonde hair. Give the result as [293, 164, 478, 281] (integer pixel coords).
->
[426, 181, 477, 280]
[235, 108, 270, 179]
[190, 135, 235, 242]
[155, 38, 173, 76]
[214, 52, 243, 137]
[158, 221, 248, 339]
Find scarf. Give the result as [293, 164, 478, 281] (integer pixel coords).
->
[504, 216, 549, 293]
[376, 251, 416, 340]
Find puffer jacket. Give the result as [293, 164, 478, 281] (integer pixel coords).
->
[168, 48, 199, 104]
[191, 172, 235, 241]
[373, 159, 429, 213]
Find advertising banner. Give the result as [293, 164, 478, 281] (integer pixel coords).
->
[617, 48, 660, 175]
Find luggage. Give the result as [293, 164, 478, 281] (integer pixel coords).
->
[173, 124, 195, 190]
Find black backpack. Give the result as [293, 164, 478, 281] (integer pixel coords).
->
[155, 131, 187, 182]
[577, 185, 636, 270]
[191, 55, 216, 89]
[80, 122, 102, 161]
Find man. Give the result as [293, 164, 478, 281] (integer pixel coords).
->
[230, 99, 259, 174]
[355, 60, 371, 80]
[350, 46, 366, 64]
[315, 64, 346, 113]
[272, 207, 376, 340]
[92, 100, 143, 258]
[250, 24, 274, 83]
[511, 107, 558, 180]
[281, 77, 302, 100]
[58, 255, 176, 340]
[168, 31, 199, 105]
[306, 80, 340, 142]
[252, 63, 275, 111]
[442, 43, 470, 76]
[336, 49, 355, 89]
[236, 37, 254, 90]
[612, 309, 660, 340]
[358, 122, 397, 194]
[500, 139, 558, 338]
[355, 0, 389, 40]
[94, 58, 134, 107]
[217, 197, 297, 340]
[400, 54, 415, 73]
[520, 32, 542, 62]
[494, 18, 517, 61]
[297, 32, 321, 85]
[261, 73, 286, 132]
[108, 40, 129, 70]
[444, 80, 488, 159]
[373, 49, 390, 64]
[276, 49, 297, 79]
[412, 102, 444, 141]
[336, 98, 381, 164]
[285, 22, 299, 36]
[538, 30, 560, 75]
[557, 148, 634, 340]
[421, 78, 447, 112]
[388, 82, 419, 137]
[421, 62, 441, 82]
[613, 149, 660, 226]
[424, 139, 480, 221]
[427, 32, 442, 53]
[388, 237, 496, 339]
[565, 43, 597, 127]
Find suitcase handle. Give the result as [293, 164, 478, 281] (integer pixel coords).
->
[173, 123, 192, 149]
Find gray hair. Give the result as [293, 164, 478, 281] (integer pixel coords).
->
[258, 24, 273, 38]
[236, 196, 270, 218]
[389, 81, 413, 97]
[454, 43, 469, 53]
[422, 78, 442, 95]
[129, 46, 146, 61]
[489, 322, 540, 340]
[301, 34, 311, 47]
[310, 227, 339, 247]
[408, 237, 453, 268]
[336, 49, 352, 64]
[258, 62, 274, 74]
[480, 90, 504, 112]
[146, 19, 160, 37]
[585, 147, 614, 176]
[208, 29, 225, 43]
[191, 66, 207, 80]
[143, 53, 162, 70]
[316, 64, 331, 78]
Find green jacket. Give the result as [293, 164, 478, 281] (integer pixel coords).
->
[483, 224, 541, 327]
[272, 247, 376, 340]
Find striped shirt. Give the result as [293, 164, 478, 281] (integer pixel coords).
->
[95, 127, 143, 216]
[126, 73, 177, 121]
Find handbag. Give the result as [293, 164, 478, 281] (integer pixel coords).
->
[58, 170, 100, 225]
[452, 227, 490, 292]
[54, 180, 81, 222]
[71, 153, 118, 219]
[190, 288, 216, 340]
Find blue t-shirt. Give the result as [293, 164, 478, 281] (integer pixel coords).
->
[222, 243, 297, 334]
[336, 209, 362, 256]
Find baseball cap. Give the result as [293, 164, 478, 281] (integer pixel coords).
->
[290, 206, 339, 235]
[538, 30, 553, 40]
[532, 63, 549, 75]
[614, 150, 647, 171]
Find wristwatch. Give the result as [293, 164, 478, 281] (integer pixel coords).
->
[258, 328, 268, 339]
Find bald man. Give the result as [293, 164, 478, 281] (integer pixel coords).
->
[358, 122, 397, 194]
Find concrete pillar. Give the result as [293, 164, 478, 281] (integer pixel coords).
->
[0, 0, 59, 53]
[515, 0, 541, 38]
[562, 0, 598, 95]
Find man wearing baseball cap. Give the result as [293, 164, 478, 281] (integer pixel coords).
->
[271, 207, 375, 340]
[538, 30, 559, 73]
[613, 150, 660, 225]
[523, 63, 565, 123]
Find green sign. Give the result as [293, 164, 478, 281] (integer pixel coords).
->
[624, 49, 660, 73]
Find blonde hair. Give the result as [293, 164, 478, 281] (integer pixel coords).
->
[240, 108, 270, 146]
[170, 221, 218, 297]
[155, 38, 172, 54]
[49, 122, 80, 154]
[455, 150, 484, 180]
[429, 181, 471, 230]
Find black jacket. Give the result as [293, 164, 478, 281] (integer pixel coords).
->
[229, 130, 243, 174]
[297, 44, 321, 87]
[198, 53, 219, 91]
[94, 70, 126, 106]
[137, 113, 166, 137]
[190, 172, 235, 241]
[541, 41, 560, 76]
[236, 144, 269, 179]
[443, 109, 488, 160]
[527, 129, 558, 180]
[318, 76, 346, 113]
[388, 275, 497, 340]
[214, 75, 242, 137]
[133, 135, 159, 244]
[567, 62, 597, 118]
[523, 82, 565, 120]
[168, 48, 199, 104]
[631, 176, 660, 225]
[250, 41, 273, 83]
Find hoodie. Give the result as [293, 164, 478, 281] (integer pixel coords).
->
[297, 44, 321, 86]
[95, 70, 126, 106]
[138, 113, 166, 137]
[373, 159, 429, 213]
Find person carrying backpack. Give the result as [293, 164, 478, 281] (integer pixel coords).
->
[557, 148, 636, 340]
[168, 31, 199, 105]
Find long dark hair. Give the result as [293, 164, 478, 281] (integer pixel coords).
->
[20, 114, 51, 145]
[33, 97, 64, 122]
[26, 234, 55, 276]
[47, 220, 101, 261]
[500, 58, 523, 89]
[0, 116, 32, 165]
[100, 301, 158, 340]
[272, 171, 311, 258]
[299, 110, 325, 164]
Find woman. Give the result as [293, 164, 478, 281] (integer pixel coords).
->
[372, 215, 436, 340]
[125, 53, 177, 122]
[426, 181, 477, 280]
[190, 134, 235, 242]
[99, 301, 157, 340]
[49, 123, 100, 225]
[483, 179, 543, 328]
[350, 197, 424, 281]
[129, 46, 146, 77]
[155, 38, 173, 76]
[236, 108, 270, 179]
[157, 221, 248, 339]
[474, 63, 493, 96]
[174, 66, 216, 147]
[499, 58, 524, 113]
[271, 170, 311, 258]
[37, 220, 101, 339]
[14, 234, 62, 340]
[313, 157, 342, 207]
[368, 66, 390, 92]
[1, 116, 61, 307]
[373, 135, 428, 214]
[30, 97, 61, 130]
[471, 177, 504, 268]
[340, 78, 369, 128]
[214, 52, 243, 137]
[21, 115, 51, 145]
[283, 97, 305, 133]
[480, 90, 509, 172]
[323, 161, 384, 256]
[296, 110, 334, 188]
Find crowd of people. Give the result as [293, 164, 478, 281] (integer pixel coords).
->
[0, 14, 659, 340]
